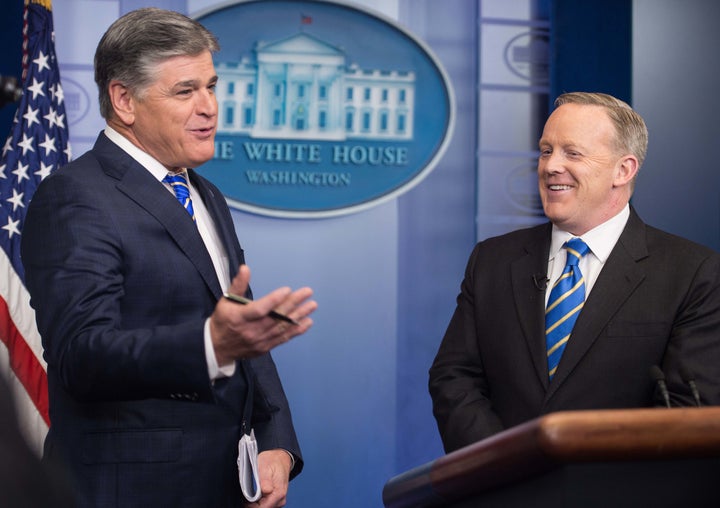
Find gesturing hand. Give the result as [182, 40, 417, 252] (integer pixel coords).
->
[210, 265, 317, 365]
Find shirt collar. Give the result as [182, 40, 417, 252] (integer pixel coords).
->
[104, 125, 184, 182]
[549, 205, 630, 263]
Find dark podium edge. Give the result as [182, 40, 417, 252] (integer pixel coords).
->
[382, 407, 720, 507]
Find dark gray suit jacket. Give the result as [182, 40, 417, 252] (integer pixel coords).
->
[429, 208, 720, 453]
[21, 132, 302, 507]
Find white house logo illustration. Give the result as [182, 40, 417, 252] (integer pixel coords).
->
[216, 32, 415, 142]
[195, 0, 454, 218]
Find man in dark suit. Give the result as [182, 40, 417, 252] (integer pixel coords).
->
[429, 92, 720, 453]
[20, 8, 316, 507]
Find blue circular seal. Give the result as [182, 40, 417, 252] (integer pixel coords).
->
[194, 0, 455, 218]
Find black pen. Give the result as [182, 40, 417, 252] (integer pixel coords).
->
[223, 292, 299, 325]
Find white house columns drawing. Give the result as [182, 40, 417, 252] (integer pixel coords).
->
[215, 32, 416, 141]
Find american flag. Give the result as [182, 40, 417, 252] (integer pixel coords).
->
[0, 0, 70, 454]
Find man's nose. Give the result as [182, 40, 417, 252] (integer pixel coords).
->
[196, 90, 217, 116]
[540, 152, 564, 174]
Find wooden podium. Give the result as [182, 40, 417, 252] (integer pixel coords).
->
[383, 407, 720, 507]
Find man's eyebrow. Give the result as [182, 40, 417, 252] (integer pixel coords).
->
[173, 79, 199, 88]
[173, 76, 218, 88]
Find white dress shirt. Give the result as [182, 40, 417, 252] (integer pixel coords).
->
[545, 205, 630, 307]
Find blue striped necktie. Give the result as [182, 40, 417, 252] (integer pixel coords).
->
[163, 172, 195, 222]
[545, 238, 590, 380]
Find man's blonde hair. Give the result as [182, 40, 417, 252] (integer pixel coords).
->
[555, 92, 648, 168]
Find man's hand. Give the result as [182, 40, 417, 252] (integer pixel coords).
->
[244, 449, 293, 507]
[210, 265, 317, 365]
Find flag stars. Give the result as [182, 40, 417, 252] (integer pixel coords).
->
[54, 83, 65, 105]
[39, 134, 57, 156]
[2, 216, 21, 239]
[44, 108, 66, 129]
[13, 161, 30, 183]
[6, 189, 25, 211]
[23, 106, 40, 128]
[44, 108, 58, 128]
[35, 161, 53, 180]
[16, 133, 35, 156]
[27, 78, 45, 100]
[49, 82, 65, 105]
[0, 9, 71, 251]
[2, 137, 13, 157]
[33, 50, 51, 73]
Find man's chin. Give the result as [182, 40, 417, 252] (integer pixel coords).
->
[187, 149, 216, 168]
[543, 207, 573, 228]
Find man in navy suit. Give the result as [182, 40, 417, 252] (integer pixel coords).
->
[21, 8, 316, 507]
[429, 92, 720, 453]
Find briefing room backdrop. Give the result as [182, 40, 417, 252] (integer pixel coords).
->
[0, 0, 718, 507]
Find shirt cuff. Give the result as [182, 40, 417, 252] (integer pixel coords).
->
[283, 449, 296, 472]
[204, 318, 236, 380]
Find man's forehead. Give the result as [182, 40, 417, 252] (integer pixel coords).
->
[151, 53, 216, 83]
[543, 104, 613, 135]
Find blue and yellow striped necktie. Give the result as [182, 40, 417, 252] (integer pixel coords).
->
[545, 238, 590, 380]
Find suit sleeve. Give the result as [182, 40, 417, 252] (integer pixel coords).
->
[659, 249, 720, 407]
[428, 243, 505, 453]
[21, 169, 213, 403]
[248, 355, 303, 477]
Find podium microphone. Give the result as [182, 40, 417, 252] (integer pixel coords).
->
[679, 364, 702, 407]
[650, 365, 671, 408]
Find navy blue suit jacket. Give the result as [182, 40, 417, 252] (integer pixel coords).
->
[21, 132, 302, 507]
[430, 209, 720, 453]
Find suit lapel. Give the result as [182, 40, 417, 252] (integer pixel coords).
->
[188, 169, 242, 273]
[92, 133, 222, 298]
[545, 209, 649, 399]
[511, 224, 553, 388]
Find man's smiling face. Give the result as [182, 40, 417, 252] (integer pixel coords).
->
[125, 50, 218, 172]
[537, 102, 633, 235]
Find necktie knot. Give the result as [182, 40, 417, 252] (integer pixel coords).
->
[163, 172, 195, 222]
[564, 238, 589, 267]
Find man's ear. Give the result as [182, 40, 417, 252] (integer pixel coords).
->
[613, 154, 639, 188]
[108, 80, 135, 126]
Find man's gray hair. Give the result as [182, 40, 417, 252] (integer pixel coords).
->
[94, 7, 220, 119]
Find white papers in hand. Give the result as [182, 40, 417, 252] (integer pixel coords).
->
[237, 429, 261, 502]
